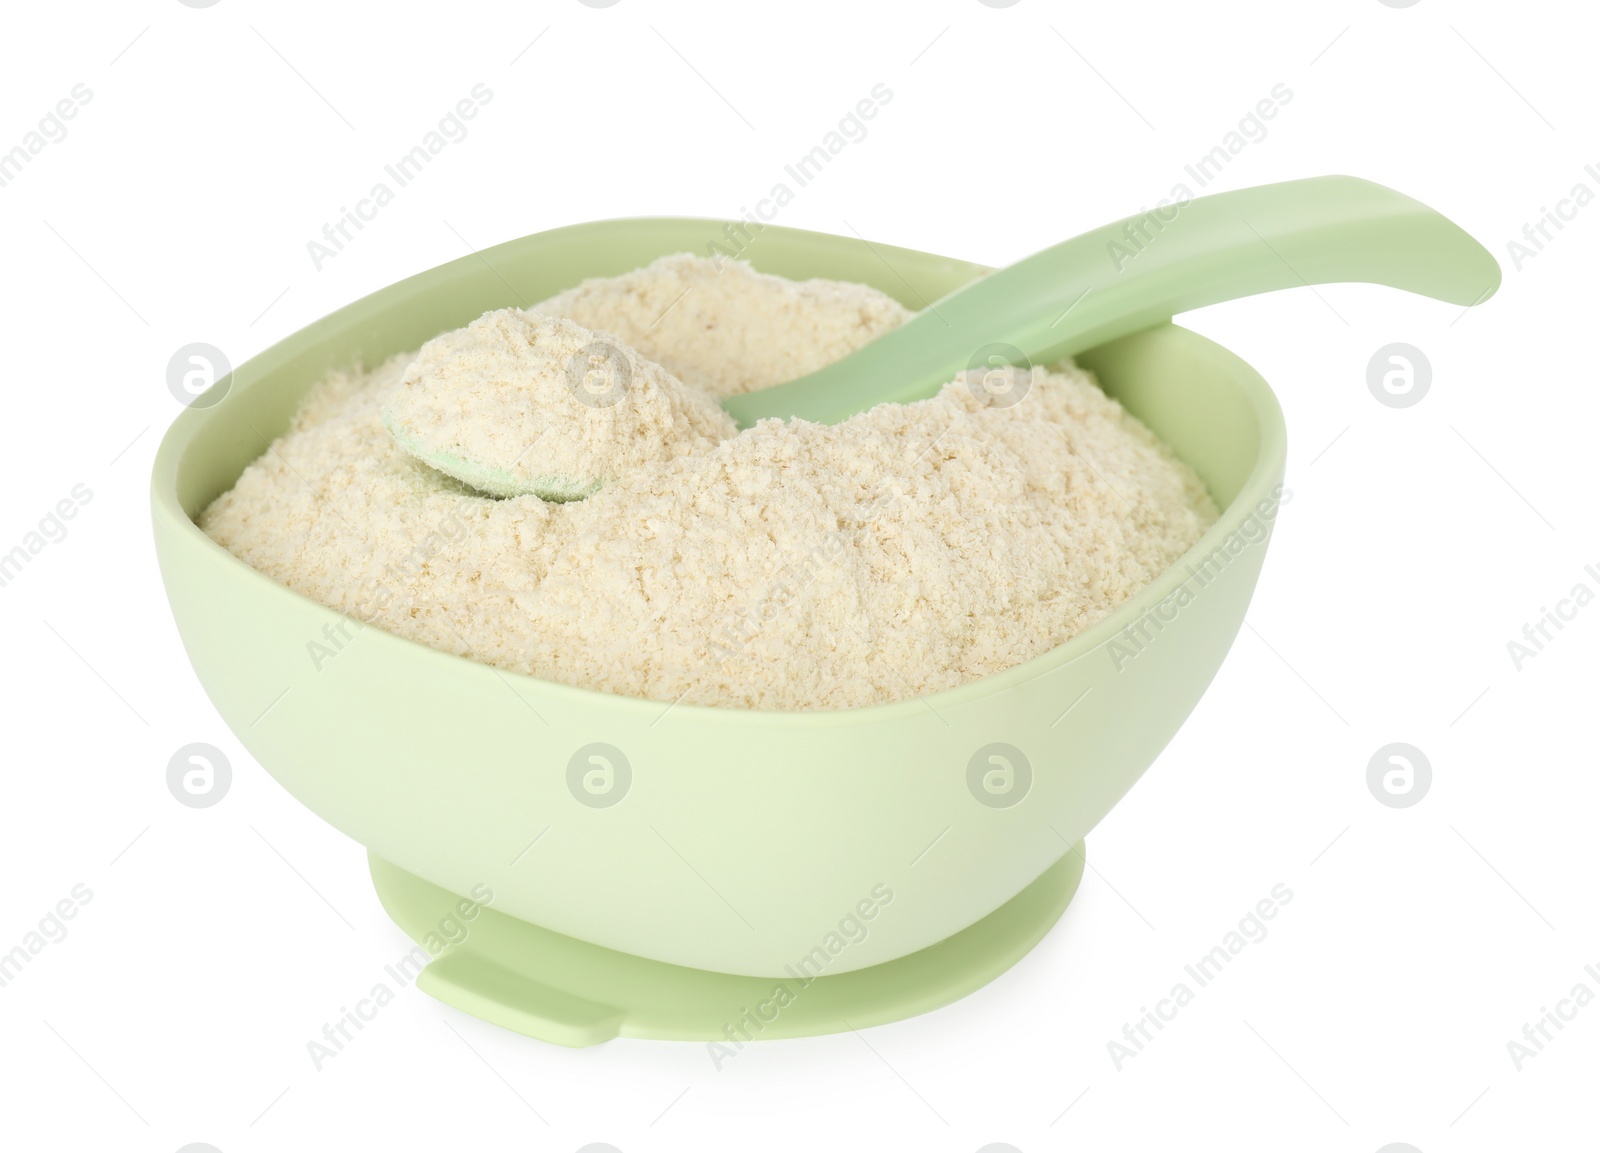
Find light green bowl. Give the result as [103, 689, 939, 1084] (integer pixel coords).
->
[152, 220, 1286, 1045]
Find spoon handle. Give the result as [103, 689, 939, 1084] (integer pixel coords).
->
[723, 175, 1500, 428]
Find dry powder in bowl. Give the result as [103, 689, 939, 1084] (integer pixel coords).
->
[200, 254, 1218, 711]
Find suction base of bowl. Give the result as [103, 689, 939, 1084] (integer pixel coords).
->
[369, 844, 1085, 1047]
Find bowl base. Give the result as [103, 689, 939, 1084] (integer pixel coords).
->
[369, 845, 1085, 1048]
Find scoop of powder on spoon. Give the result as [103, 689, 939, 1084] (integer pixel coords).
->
[383, 308, 735, 500]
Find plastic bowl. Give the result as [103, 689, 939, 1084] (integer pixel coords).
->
[152, 219, 1286, 1043]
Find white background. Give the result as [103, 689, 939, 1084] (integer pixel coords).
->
[1, 1, 1595, 1150]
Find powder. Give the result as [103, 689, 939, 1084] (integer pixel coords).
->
[533, 252, 917, 396]
[201, 254, 1218, 711]
[383, 309, 735, 500]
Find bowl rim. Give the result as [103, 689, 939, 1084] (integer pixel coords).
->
[152, 219, 1288, 728]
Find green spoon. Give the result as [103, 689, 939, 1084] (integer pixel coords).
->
[392, 176, 1499, 499]
[723, 175, 1499, 427]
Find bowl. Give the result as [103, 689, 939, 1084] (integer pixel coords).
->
[152, 219, 1286, 1045]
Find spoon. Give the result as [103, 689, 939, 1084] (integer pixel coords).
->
[392, 176, 1499, 499]
[723, 175, 1499, 426]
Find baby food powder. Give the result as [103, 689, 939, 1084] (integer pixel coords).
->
[201, 255, 1217, 710]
